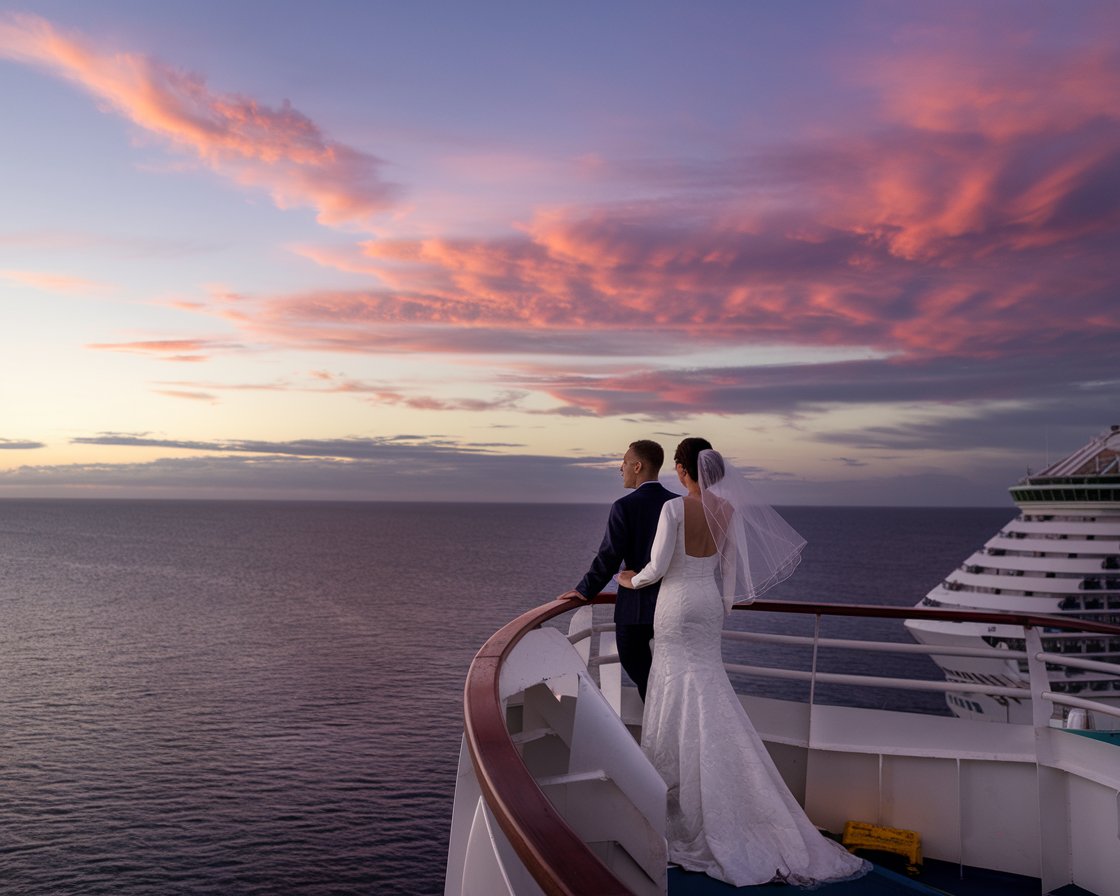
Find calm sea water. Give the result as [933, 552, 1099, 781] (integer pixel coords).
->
[0, 500, 1012, 894]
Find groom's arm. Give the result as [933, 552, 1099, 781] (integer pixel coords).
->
[571, 501, 627, 600]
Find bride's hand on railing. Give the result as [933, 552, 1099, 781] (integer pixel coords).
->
[617, 570, 636, 589]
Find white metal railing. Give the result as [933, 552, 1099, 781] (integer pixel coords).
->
[566, 615, 1120, 723]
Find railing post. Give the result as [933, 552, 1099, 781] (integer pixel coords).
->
[808, 613, 821, 709]
[1023, 625, 1054, 729]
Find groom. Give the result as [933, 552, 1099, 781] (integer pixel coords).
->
[558, 439, 676, 701]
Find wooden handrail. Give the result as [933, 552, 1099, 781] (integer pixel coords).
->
[461, 595, 1120, 896]
[462, 596, 632, 896]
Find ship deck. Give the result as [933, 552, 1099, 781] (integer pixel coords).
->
[669, 858, 1097, 895]
[449, 595, 1120, 896]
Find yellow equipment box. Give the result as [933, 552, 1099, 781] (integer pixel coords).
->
[841, 821, 922, 873]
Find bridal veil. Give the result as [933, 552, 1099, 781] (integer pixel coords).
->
[697, 449, 806, 612]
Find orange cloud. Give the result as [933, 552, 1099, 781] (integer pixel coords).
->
[0, 13, 400, 228]
[872, 41, 1120, 141]
[86, 339, 235, 362]
[370, 389, 525, 412]
[196, 170, 1118, 365]
[834, 36, 1120, 262]
[27, 9, 1115, 422]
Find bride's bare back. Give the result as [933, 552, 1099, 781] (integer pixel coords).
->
[682, 496, 717, 558]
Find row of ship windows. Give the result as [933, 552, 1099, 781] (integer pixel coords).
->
[1011, 488, 1120, 502]
[981, 635, 1120, 654]
[985, 545, 1120, 568]
[963, 563, 1120, 581]
[1050, 679, 1120, 693]
[948, 669, 1015, 687]
[945, 573, 1120, 595]
[935, 582, 1120, 607]
[1019, 514, 1112, 524]
[1000, 528, 1116, 540]
[957, 566, 1120, 592]
[946, 694, 985, 714]
[1046, 638, 1120, 654]
[1057, 595, 1120, 610]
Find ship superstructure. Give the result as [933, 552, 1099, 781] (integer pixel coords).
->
[906, 425, 1120, 726]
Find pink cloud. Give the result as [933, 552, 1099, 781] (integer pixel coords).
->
[154, 389, 216, 401]
[224, 180, 1117, 366]
[22, 10, 1113, 423]
[0, 268, 111, 295]
[86, 339, 236, 362]
[870, 40, 1120, 141]
[0, 13, 400, 227]
[827, 35, 1120, 263]
[257, 26, 1120, 363]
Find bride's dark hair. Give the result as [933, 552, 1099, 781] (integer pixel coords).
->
[674, 437, 713, 481]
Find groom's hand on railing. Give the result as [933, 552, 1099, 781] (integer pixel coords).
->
[556, 589, 590, 602]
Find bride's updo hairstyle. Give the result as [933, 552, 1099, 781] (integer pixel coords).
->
[674, 437, 713, 482]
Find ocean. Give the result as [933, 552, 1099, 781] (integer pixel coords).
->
[0, 500, 1013, 894]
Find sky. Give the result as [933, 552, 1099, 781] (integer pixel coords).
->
[0, 1, 1117, 505]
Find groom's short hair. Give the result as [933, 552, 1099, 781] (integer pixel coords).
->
[629, 439, 664, 473]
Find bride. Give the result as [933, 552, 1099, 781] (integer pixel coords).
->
[618, 438, 869, 887]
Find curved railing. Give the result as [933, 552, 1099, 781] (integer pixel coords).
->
[462, 594, 631, 896]
[460, 596, 1120, 896]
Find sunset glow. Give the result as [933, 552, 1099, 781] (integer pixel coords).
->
[1, 2, 1117, 504]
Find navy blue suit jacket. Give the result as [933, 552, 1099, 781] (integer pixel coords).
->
[576, 481, 678, 625]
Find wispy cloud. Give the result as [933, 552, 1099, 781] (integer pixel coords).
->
[86, 339, 241, 362]
[0, 438, 45, 450]
[0, 12, 401, 228]
[4, 6, 1117, 493]
[371, 388, 527, 412]
[184, 27, 1118, 427]
[0, 452, 613, 501]
[150, 373, 527, 412]
[68, 433, 502, 460]
[516, 351, 1119, 419]
[0, 430, 1023, 506]
[0, 268, 112, 295]
[0, 435, 623, 502]
[153, 389, 216, 402]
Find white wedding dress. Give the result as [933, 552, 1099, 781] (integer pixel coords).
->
[631, 498, 868, 887]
